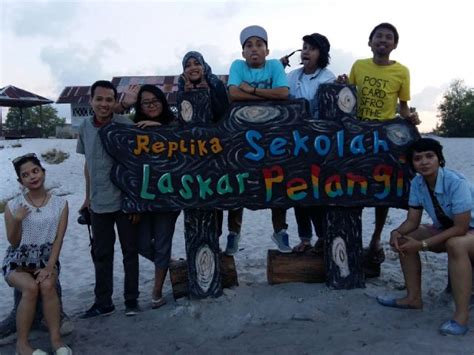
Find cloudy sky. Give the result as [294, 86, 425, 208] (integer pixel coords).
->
[1, 0, 473, 132]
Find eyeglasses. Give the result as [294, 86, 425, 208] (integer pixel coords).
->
[141, 99, 162, 108]
[12, 153, 38, 166]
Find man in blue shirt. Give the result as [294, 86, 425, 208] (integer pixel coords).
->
[225, 25, 291, 255]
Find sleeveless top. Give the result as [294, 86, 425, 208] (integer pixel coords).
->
[2, 194, 66, 278]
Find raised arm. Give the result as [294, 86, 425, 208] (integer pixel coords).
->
[113, 84, 140, 113]
[5, 203, 30, 248]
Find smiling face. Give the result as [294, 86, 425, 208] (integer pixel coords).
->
[140, 91, 163, 119]
[412, 150, 440, 179]
[90, 86, 116, 122]
[184, 57, 204, 83]
[301, 41, 320, 72]
[369, 27, 397, 58]
[18, 161, 45, 190]
[242, 36, 269, 68]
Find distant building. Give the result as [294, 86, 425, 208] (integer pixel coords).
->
[56, 75, 228, 130]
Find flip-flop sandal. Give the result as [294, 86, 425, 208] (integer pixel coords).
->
[151, 298, 166, 309]
[292, 242, 312, 253]
[439, 319, 469, 336]
[376, 296, 420, 309]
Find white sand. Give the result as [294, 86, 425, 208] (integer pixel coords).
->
[0, 137, 473, 354]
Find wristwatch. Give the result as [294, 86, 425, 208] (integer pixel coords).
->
[421, 240, 429, 252]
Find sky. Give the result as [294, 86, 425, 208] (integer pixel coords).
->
[1, 0, 473, 133]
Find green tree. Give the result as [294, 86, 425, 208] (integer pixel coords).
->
[5, 105, 66, 137]
[435, 80, 474, 137]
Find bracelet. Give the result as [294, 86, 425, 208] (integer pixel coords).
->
[421, 240, 429, 252]
[120, 101, 129, 110]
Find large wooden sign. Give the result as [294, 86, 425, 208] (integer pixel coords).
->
[100, 84, 420, 213]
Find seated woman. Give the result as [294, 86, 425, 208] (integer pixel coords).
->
[377, 138, 474, 336]
[3, 154, 71, 355]
[133, 84, 181, 309]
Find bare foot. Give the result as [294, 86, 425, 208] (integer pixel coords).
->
[16, 342, 34, 355]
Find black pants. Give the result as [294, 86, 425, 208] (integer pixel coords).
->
[294, 206, 325, 241]
[217, 208, 244, 236]
[90, 210, 139, 307]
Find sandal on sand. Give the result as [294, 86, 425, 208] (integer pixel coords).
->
[292, 241, 312, 253]
[376, 296, 420, 310]
[151, 298, 166, 309]
[439, 319, 469, 336]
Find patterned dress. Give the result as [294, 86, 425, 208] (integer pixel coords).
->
[2, 194, 66, 281]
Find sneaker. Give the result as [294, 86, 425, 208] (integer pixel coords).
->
[124, 300, 141, 317]
[225, 232, 241, 256]
[272, 229, 292, 253]
[79, 304, 115, 319]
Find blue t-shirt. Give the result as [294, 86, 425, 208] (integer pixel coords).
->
[408, 167, 474, 229]
[228, 59, 288, 89]
[287, 67, 335, 118]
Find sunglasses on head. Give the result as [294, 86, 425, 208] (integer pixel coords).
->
[12, 153, 38, 166]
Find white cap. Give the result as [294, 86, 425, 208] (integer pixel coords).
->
[240, 25, 268, 47]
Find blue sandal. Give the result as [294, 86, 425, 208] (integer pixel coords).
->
[439, 320, 469, 336]
[376, 296, 420, 309]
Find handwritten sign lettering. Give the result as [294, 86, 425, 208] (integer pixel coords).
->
[100, 85, 419, 212]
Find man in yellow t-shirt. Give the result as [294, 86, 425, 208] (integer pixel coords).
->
[349, 58, 410, 120]
[339, 23, 420, 277]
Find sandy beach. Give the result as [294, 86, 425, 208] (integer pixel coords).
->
[0, 137, 473, 354]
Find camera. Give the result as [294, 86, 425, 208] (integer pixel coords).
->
[77, 207, 91, 225]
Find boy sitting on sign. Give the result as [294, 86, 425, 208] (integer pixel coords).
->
[227, 25, 290, 254]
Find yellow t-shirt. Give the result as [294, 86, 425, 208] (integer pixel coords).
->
[349, 58, 410, 121]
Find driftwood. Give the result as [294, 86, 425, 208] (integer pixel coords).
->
[267, 250, 325, 285]
[169, 254, 238, 299]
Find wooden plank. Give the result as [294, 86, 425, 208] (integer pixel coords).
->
[267, 250, 325, 285]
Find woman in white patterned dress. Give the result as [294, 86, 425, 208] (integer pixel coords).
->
[2, 154, 71, 355]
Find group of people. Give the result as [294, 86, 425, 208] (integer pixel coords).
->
[3, 22, 474, 354]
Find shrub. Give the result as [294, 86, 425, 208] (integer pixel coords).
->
[41, 149, 69, 164]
